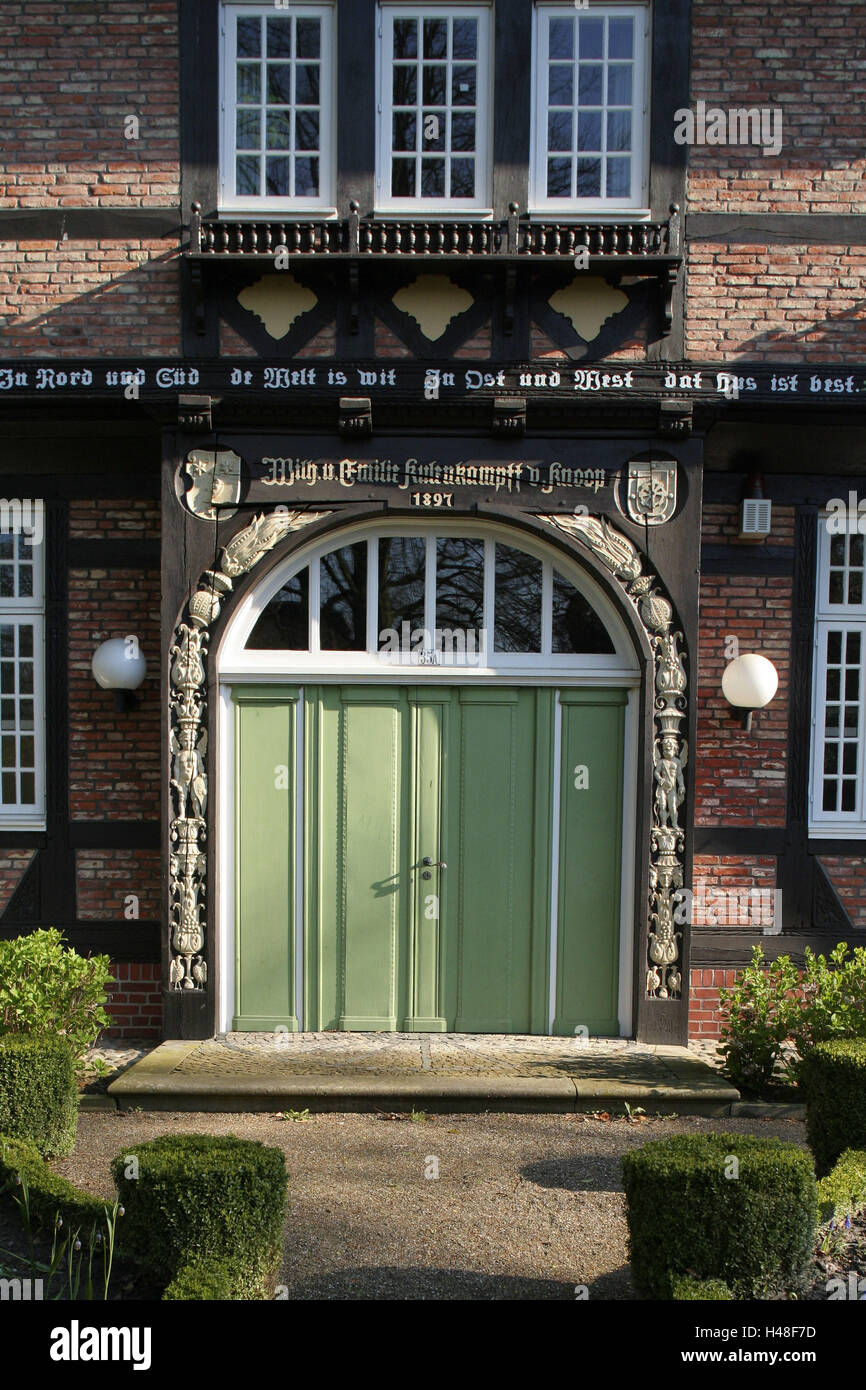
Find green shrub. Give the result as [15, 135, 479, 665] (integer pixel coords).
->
[816, 1148, 866, 1224]
[0, 1035, 78, 1156]
[800, 1039, 866, 1176]
[0, 929, 113, 1061]
[0, 1135, 105, 1229]
[671, 1275, 733, 1301]
[162, 1258, 249, 1301]
[622, 1133, 817, 1299]
[718, 943, 866, 1092]
[111, 1135, 287, 1299]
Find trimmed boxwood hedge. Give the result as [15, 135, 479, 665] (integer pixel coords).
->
[622, 1133, 817, 1299]
[800, 1039, 866, 1177]
[0, 1135, 107, 1229]
[163, 1258, 247, 1301]
[816, 1148, 866, 1224]
[671, 1275, 733, 1301]
[0, 1034, 77, 1156]
[111, 1135, 287, 1300]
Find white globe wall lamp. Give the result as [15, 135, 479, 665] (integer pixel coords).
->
[721, 653, 779, 732]
[91, 636, 147, 712]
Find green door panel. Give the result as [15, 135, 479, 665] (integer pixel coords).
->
[554, 688, 627, 1037]
[309, 686, 409, 1030]
[444, 687, 553, 1033]
[405, 690, 450, 1030]
[232, 686, 299, 1030]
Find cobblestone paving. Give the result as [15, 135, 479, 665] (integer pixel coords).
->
[169, 1032, 714, 1081]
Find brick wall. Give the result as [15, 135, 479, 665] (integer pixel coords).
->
[67, 567, 160, 819]
[0, 240, 180, 357]
[686, 243, 866, 362]
[68, 499, 160, 542]
[76, 849, 160, 921]
[689, 0, 866, 214]
[104, 962, 162, 1039]
[0, 1, 179, 208]
[695, 572, 791, 826]
[689, 967, 739, 1039]
[0, 850, 36, 913]
[820, 858, 866, 931]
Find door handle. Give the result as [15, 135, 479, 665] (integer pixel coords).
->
[421, 856, 447, 879]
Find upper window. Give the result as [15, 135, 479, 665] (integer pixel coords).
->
[376, 5, 492, 212]
[530, 3, 649, 213]
[0, 504, 45, 829]
[220, 2, 335, 212]
[810, 514, 866, 838]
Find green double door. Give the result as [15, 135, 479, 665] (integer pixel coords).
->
[233, 684, 626, 1035]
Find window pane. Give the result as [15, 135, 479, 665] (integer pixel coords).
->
[237, 17, 261, 59]
[827, 631, 842, 663]
[319, 544, 367, 651]
[296, 111, 319, 151]
[577, 111, 601, 151]
[296, 18, 321, 59]
[494, 546, 542, 653]
[452, 65, 476, 106]
[237, 64, 261, 104]
[295, 63, 319, 104]
[247, 569, 309, 650]
[237, 110, 261, 149]
[578, 17, 604, 59]
[847, 632, 861, 663]
[451, 112, 475, 151]
[606, 157, 631, 198]
[20, 773, 34, 806]
[450, 158, 475, 197]
[578, 64, 603, 105]
[608, 64, 633, 105]
[549, 64, 574, 105]
[549, 17, 574, 59]
[393, 65, 417, 106]
[549, 111, 574, 152]
[421, 159, 445, 196]
[237, 155, 260, 196]
[378, 537, 426, 642]
[436, 538, 484, 633]
[394, 111, 417, 151]
[267, 64, 293, 103]
[267, 111, 292, 149]
[842, 780, 857, 812]
[829, 572, 845, 603]
[266, 17, 293, 58]
[577, 157, 602, 197]
[607, 110, 632, 152]
[266, 157, 292, 196]
[552, 573, 615, 653]
[393, 17, 418, 59]
[422, 109, 445, 151]
[608, 17, 635, 59]
[392, 158, 416, 196]
[295, 157, 319, 196]
[548, 156, 572, 197]
[453, 17, 477, 59]
[423, 65, 446, 105]
[423, 17, 447, 59]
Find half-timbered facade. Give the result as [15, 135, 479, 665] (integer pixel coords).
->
[0, 0, 864, 1045]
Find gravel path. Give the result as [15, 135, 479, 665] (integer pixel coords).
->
[52, 1109, 807, 1300]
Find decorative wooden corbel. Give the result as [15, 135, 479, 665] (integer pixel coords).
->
[339, 396, 372, 439]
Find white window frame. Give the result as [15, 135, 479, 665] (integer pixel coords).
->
[219, 1, 337, 215]
[529, 2, 650, 217]
[809, 512, 866, 838]
[375, 3, 494, 215]
[0, 502, 46, 830]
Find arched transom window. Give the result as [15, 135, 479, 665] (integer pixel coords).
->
[219, 523, 638, 680]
